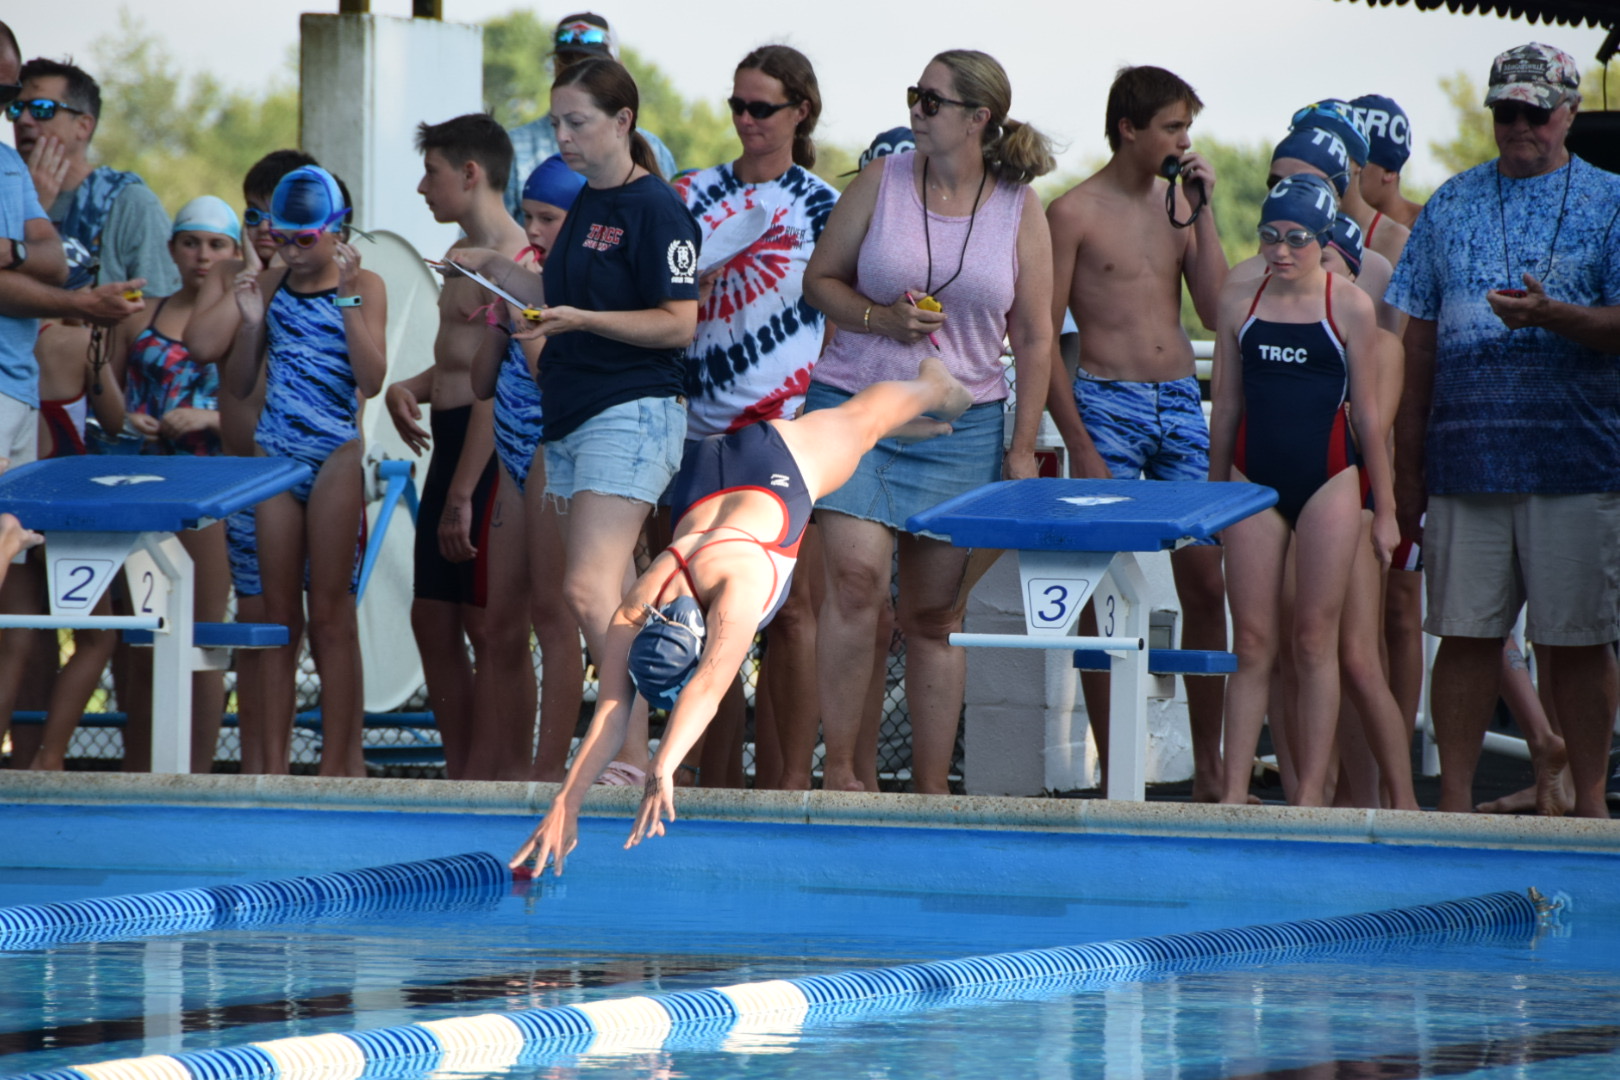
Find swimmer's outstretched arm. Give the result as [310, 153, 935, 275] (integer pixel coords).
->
[627, 586, 762, 848]
[509, 612, 640, 876]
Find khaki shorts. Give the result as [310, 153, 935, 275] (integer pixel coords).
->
[1425, 492, 1620, 647]
[0, 392, 37, 473]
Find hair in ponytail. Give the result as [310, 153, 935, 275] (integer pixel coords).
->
[736, 44, 822, 169]
[553, 57, 664, 180]
[931, 49, 1055, 185]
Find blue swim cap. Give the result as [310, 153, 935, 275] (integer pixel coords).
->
[522, 154, 587, 212]
[1349, 94, 1412, 172]
[1261, 173, 1339, 238]
[858, 127, 915, 171]
[270, 165, 347, 232]
[628, 595, 706, 711]
[1271, 127, 1350, 196]
[1290, 100, 1369, 167]
[1326, 213, 1364, 276]
[172, 195, 241, 244]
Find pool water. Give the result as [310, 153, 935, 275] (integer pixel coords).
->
[2, 806, 1618, 1079]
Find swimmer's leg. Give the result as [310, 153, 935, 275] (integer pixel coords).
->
[255, 490, 309, 775]
[476, 466, 539, 782]
[1219, 505, 1291, 805]
[525, 452, 583, 783]
[305, 440, 367, 778]
[775, 357, 972, 501]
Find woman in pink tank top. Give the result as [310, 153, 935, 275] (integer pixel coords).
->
[802, 49, 1055, 797]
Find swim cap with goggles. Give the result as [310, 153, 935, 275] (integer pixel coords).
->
[270, 165, 349, 234]
[1271, 127, 1351, 197]
[522, 154, 587, 211]
[1260, 173, 1339, 239]
[627, 595, 706, 712]
[1290, 100, 1369, 167]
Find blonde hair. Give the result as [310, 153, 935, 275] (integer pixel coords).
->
[932, 49, 1055, 184]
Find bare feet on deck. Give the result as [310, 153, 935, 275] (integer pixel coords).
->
[820, 765, 867, 793]
[1476, 737, 1572, 816]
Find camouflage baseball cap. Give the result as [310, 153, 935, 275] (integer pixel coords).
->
[1484, 43, 1580, 109]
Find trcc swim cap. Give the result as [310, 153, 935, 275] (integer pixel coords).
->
[628, 595, 706, 712]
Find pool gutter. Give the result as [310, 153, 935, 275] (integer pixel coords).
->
[2, 772, 1615, 853]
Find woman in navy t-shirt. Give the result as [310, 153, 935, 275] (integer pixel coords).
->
[522, 58, 700, 786]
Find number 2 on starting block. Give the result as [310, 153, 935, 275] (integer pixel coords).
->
[45, 533, 140, 616]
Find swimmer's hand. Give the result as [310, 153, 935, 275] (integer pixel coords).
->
[384, 383, 431, 456]
[626, 771, 677, 849]
[510, 807, 578, 878]
[1372, 509, 1399, 570]
[333, 240, 363, 295]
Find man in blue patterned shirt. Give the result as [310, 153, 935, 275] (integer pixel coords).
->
[1387, 43, 1620, 819]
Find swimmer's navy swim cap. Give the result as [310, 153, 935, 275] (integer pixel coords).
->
[1350, 94, 1412, 172]
[270, 165, 347, 232]
[1271, 127, 1351, 197]
[522, 154, 587, 211]
[1290, 100, 1369, 167]
[628, 595, 706, 712]
[1261, 173, 1338, 238]
[1327, 212, 1364, 276]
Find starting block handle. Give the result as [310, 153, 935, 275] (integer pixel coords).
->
[949, 633, 1144, 651]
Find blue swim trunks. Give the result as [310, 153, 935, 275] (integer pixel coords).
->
[1073, 370, 1216, 545]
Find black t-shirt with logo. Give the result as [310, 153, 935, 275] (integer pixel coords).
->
[539, 174, 701, 440]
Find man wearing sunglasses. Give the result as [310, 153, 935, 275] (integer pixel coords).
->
[9, 57, 178, 296]
[0, 23, 145, 478]
[1387, 43, 1620, 820]
[501, 11, 677, 220]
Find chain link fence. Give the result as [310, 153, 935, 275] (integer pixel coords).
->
[11, 596, 960, 791]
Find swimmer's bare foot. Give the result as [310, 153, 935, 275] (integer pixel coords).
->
[1475, 740, 1571, 816]
[887, 417, 954, 442]
[919, 356, 972, 423]
[820, 764, 867, 793]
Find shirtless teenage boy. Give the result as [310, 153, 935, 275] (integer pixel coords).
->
[1349, 94, 1422, 229]
[385, 114, 534, 780]
[1045, 66, 1229, 800]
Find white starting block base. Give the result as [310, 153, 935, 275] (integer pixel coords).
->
[962, 550, 1197, 798]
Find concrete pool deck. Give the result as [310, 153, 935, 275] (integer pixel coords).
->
[3, 771, 1616, 854]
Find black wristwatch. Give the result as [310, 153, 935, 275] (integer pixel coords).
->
[6, 239, 25, 270]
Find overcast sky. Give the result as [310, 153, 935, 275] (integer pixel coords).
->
[8, 0, 1614, 188]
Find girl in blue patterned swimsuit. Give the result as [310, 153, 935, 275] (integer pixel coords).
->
[228, 166, 388, 778]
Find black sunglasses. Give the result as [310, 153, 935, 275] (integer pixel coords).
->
[906, 86, 974, 118]
[727, 96, 799, 120]
[0, 83, 20, 108]
[1490, 101, 1556, 128]
[4, 98, 87, 122]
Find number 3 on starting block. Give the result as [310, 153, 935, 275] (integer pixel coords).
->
[1016, 550, 1116, 636]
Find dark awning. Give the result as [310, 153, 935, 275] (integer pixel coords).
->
[1333, 0, 1616, 31]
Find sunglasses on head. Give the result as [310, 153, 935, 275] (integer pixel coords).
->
[728, 96, 799, 120]
[4, 98, 87, 122]
[554, 24, 608, 47]
[1491, 101, 1556, 127]
[1258, 224, 1322, 249]
[267, 206, 350, 249]
[906, 86, 974, 118]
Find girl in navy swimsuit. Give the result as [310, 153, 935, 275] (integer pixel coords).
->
[510, 358, 972, 876]
[1208, 174, 1397, 809]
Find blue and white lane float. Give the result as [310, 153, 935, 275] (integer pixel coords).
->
[0, 852, 506, 951]
[8, 888, 1552, 1080]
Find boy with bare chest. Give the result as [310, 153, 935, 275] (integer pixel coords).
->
[1045, 67, 1230, 799]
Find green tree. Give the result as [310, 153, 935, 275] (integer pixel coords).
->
[89, 11, 297, 216]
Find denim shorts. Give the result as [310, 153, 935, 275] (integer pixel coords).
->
[802, 380, 1003, 538]
[542, 396, 687, 505]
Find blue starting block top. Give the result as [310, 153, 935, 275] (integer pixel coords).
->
[0, 457, 312, 533]
[907, 479, 1277, 552]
